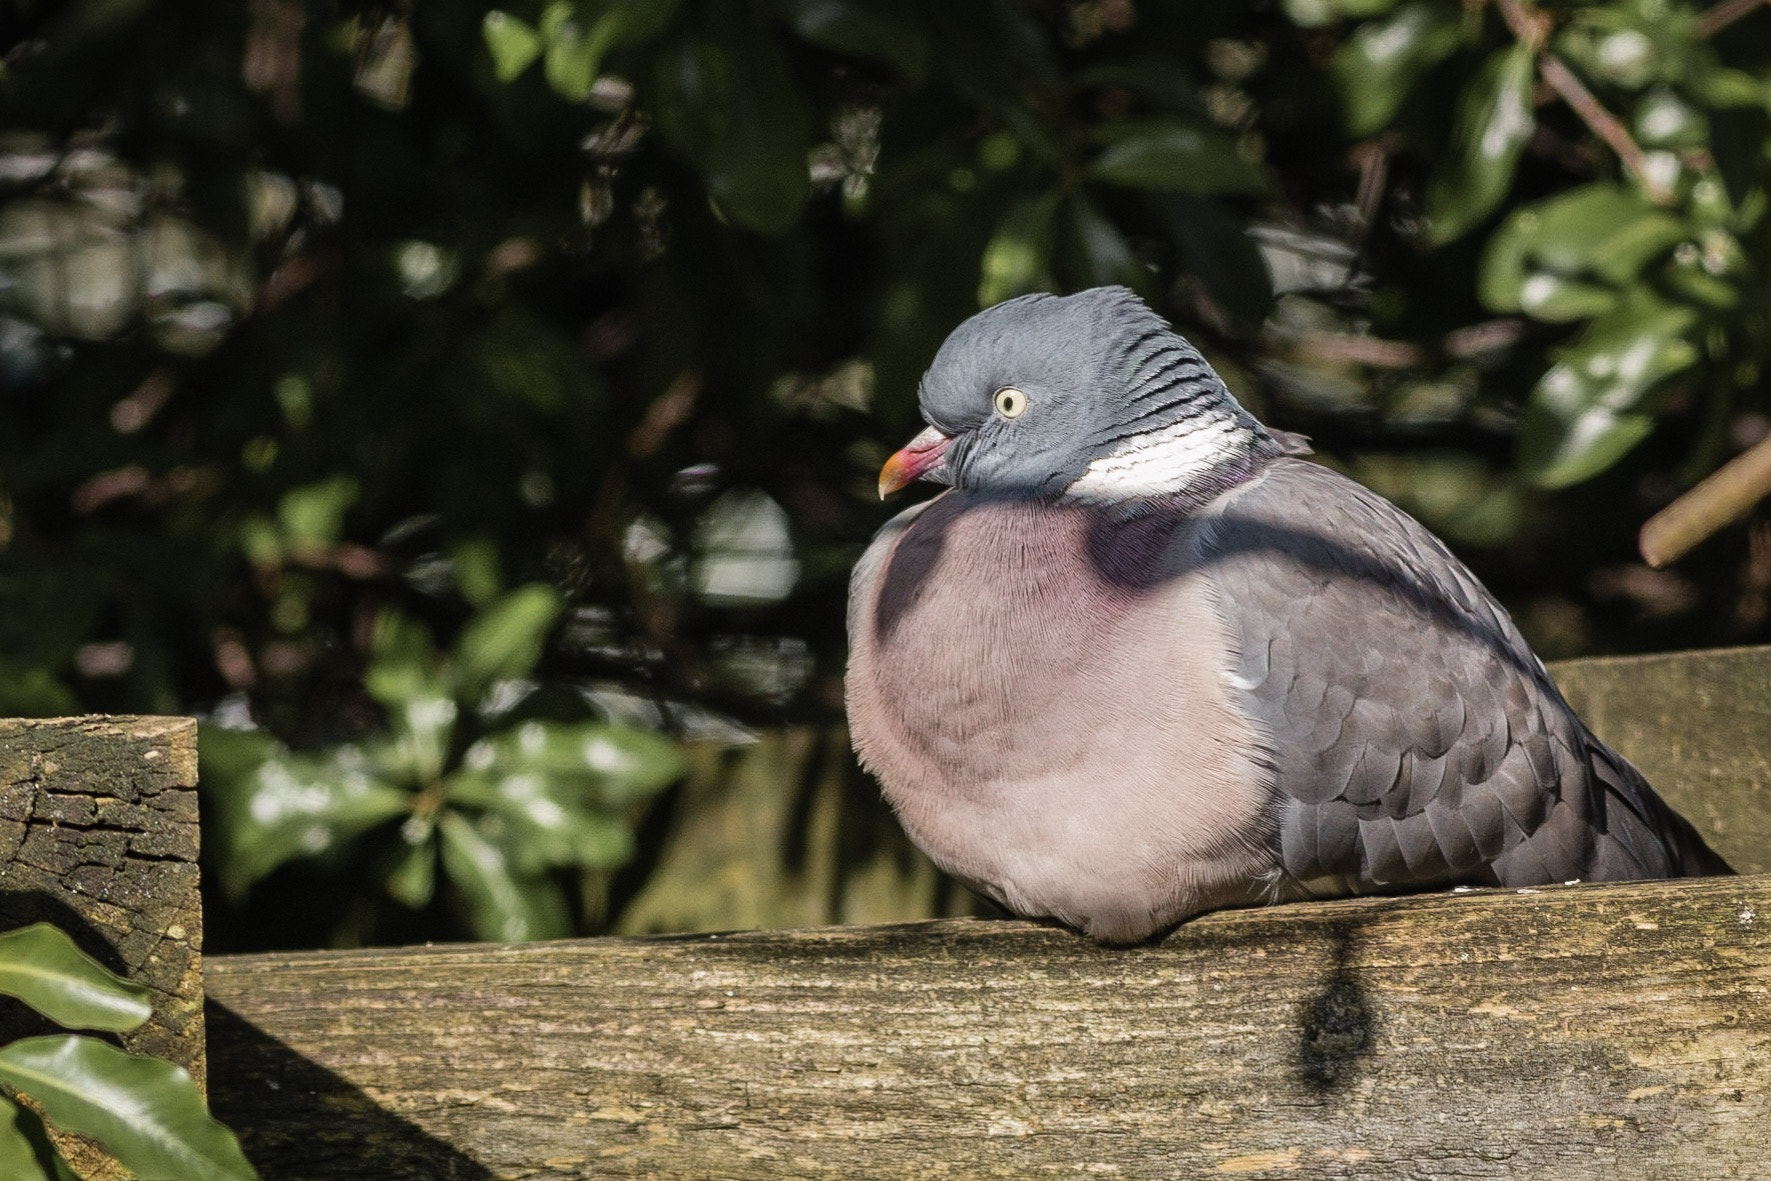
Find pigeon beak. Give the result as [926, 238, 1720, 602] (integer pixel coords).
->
[878, 425, 953, 499]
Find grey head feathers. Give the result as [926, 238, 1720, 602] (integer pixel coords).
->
[913, 286, 1281, 503]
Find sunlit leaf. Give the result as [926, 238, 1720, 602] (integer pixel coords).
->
[453, 584, 563, 703]
[482, 11, 542, 82]
[0, 1036, 257, 1181]
[277, 475, 358, 552]
[1425, 42, 1536, 244]
[540, 2, 623, 102]
[977, 190, 1059, 307]
[384, 832, 437, 909]
[1480, 184, 1687, 318]
[203, 737, 410, 899]
[438, 812, 572, 943]
[459, 719, 684, 803]
[451, 770, 634, 875]
[1518, 292, 1699, 487]
[1087, 121, 1267, 196]
[376, 693, 459, 784]
[0, 925, 151, 1033]
[0, 1094, 75, 1181]
[1333, 0, 1464, 137]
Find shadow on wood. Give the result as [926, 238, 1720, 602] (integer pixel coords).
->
[205, 1001, 494, 1181]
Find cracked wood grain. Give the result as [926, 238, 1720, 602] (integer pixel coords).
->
[206, 875, 1771, 1181]
[0, 715, 204, 1180]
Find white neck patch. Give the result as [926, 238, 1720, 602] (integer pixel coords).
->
[1062, 411, 1260, 504]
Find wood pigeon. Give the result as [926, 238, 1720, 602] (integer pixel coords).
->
[846, 286, 1729, 943]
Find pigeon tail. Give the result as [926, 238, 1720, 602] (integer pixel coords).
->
[1585, 737, 1733, 879]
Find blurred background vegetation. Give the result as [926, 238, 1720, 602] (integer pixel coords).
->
[3, 0, 1770, 952]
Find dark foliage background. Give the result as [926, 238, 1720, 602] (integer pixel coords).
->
[3, 0, 1769, 951]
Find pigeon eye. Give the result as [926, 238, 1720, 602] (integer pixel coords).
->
[993, 387, 1028, 419]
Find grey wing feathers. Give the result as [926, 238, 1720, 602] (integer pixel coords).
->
[1201, 458, 1727, 894]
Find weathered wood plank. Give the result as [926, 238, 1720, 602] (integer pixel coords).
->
[206, 874, 1771, 1181]
[1551, 645, 1771, 874]
[0, 715, 206, 1179]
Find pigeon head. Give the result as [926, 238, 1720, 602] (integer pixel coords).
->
[879, 286, 1275, 503]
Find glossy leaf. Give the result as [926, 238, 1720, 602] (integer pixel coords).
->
[459, 719, 684, 802]
[0, 924, 151, 1033]
[0, 1094, 75, 1181]
[438, 811, 572, 943]
[1425, 43, 1536, 244]
[652, 5, 811, 235]
[1518, 293, 1699, 487]
[0, 1036, 257, 1181]
[977, 191, 1058, 307]
[1087, 121, 1267, 196]
[208, 743, 410, 899]
[1480, 184, 1687, 317]
[453, 584, 563, 704]
[482, 11, 542, 82]
[450, 771, 634, 874]
[1333, 1, 1464, 137]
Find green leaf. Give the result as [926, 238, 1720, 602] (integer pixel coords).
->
[277, 475, 358, 551]
[205, 742, 410, 899]
[438, 812, 572, 942]
[652, 6, 811, 234]
[1333, 1, 1464, 137]
[453, 583, 563, 703]
[365, 610, 444, 711]
[450, 770, 634, 874]
[384, 833, 438, 908]
[0, 1094, 77, 1181]
[1634, 87, 1707, 149]
[1086, 121, 1267, 196]
[482, 11, 543, 82]
[540, 2, 623, 102]
[450, 538, 503, 608]
[1425, 42, 1536, 244]
[376, 693, 459, 784]
[977, 190, 1059, 307]
[786, 0, 927, 81]
[0, 1036, 257, 1181]
[1480, 184, 1687, 317]
[1518, 292, 1699, 487]
[0, 925, 151, 1033]
[460, 720, 684, 803]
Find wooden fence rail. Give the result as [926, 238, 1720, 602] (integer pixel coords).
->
[204, 876, 1771, 1181]
[4, 645, 1771, 1179]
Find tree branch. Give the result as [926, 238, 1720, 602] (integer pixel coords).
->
[1491, 0, 1673, 204]
[1696, 0, 1769, 39]
[1537, 55, 1672, 203]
